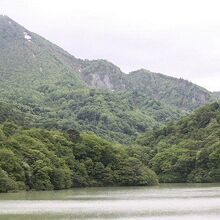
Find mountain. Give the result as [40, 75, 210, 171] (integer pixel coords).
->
[213, 91, 220, 99]
[79, 62, 212, 110]
[0, 15, 218, 143]
[80, 59, 127, 91]
[126, 69, 212, 110]
[0, 16, 220, 192]
[0, 102, 28, 125]
[0, 15, 86, 90]
[136, 102, 220, 183]
[0, 102, 158, 192]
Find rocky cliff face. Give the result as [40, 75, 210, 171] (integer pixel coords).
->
[79, 59, 126, 91]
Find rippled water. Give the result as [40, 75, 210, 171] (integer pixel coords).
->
[0, 183, 220, 220]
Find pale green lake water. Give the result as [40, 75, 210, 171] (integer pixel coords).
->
[0, 183, 220, 220]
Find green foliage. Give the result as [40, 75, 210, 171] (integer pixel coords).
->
[0, 168, 18, 192]
[0, 16, 219, 192]
[115, 157, 158, 186]
[2, 122, 18, 137]
[151, 147, 195, 182]
[126, 69, 212, 110]
[0, 102, 27, 125]
[0, 112, 158, 192]
[0, 16, 217, 144]
[32, 160, 54, 190]
[137, 102, 220, 183]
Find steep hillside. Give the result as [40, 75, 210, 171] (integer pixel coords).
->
[137, 102, 220, 183]
[0, 102, 28, 125]
[78, 63, 213, 110]
[126, 69, 211, 110]
[38, 89, 184, 143]
[0, 15, 218, 143]
[0, 15, 86, 93]
[213, 91, 220, 99]
[0, 103, 158, 192]
[80, 59, 127, 91]
[0, 15, 184, 143]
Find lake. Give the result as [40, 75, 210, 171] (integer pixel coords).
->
[0, 183, 220, 220]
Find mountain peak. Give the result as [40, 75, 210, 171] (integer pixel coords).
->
[129, 68, 151, 74]
[0, 16, 86, 90]
[0, 17, 219, 143]
[80, 59, 126, 90]
[0, 16, 216, 111]
[0, 14, 9, 18]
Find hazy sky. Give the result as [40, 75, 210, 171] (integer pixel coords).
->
[1, 0, 220, 91]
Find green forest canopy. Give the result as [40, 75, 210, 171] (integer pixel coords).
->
[0, 103, 158, 192]
[0, 16, 220, 192]
[1, 101, 220, 192]
[0, 15, 218, 144]
[137, 102, 220, 183]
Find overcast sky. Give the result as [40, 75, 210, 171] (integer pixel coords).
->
[1, 0, 220, 91]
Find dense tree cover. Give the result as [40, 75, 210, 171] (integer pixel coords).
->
[1, 101, 219, 193]
[0, 16, 219, 144]
[0, 16, 220, 193]
[126, 69, 212, 110]
[0, 102, 28, 125]
[35, 89, 183, 143]
[0, 115, 158, 192]
[0, 81, 184, 144]
[137, 102, 220, 183]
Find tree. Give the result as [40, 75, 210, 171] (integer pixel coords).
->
[32, 160, 53, 190]
[116, 157, 158, 186]
[0, 168, 18, 192]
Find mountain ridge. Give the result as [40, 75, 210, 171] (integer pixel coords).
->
[0, 15, 218, 143]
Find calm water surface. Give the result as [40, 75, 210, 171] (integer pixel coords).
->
[0, 183, 220, 220]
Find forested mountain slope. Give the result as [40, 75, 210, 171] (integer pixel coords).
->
[0, 102, 158, 192]
[213, 91, 220, 99]
[137, 102, 220, 183]
[0, 102, 28, 125]
[1, 101, 219, 193]
[126, 69, 211, 110]
[0, 15, 218, 143]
